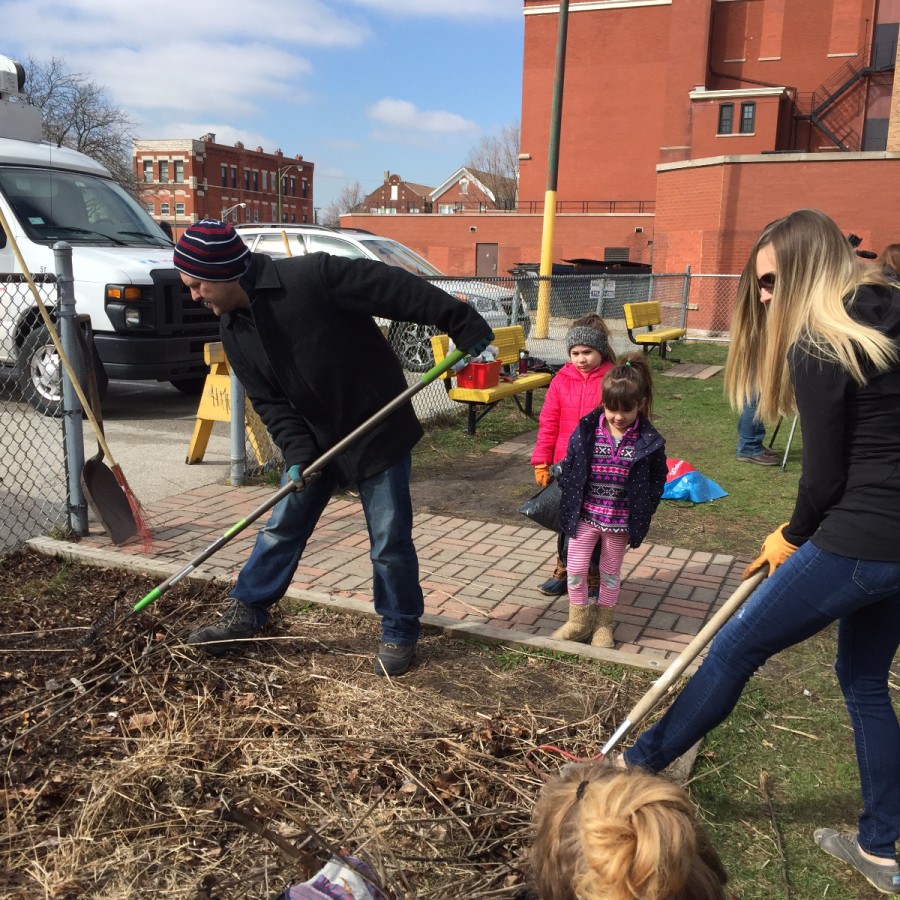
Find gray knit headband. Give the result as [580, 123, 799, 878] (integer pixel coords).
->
[565, 326, 609, 355]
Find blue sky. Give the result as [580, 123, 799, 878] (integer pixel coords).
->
[1, 0, 525, 211]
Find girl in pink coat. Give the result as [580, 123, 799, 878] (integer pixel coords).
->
[530, 314, 616, 597]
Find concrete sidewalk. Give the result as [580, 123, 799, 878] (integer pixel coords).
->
[31, 430, 747, 674]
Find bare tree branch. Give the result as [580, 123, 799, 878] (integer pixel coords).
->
[320, 180, 367, 226]
[465, 122, 519, 210]
[23, 55, 142, 199]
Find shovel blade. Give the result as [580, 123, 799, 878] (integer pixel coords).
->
[82, 456, 138, 545]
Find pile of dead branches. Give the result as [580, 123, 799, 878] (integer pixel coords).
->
[1, 547, 654, 899]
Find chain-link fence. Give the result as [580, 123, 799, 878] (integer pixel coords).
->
[2, 269, 740, 549]
[1, 275, 69, 551]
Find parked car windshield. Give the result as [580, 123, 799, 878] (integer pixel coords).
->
[0, 167, 171, 247]
[358, 237, 444, 277]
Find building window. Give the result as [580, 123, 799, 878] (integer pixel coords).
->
[252, 170, 258, 192]
[244, 170, 250, 190]
[459, 178, 469, 195]
[289, 177, 296, 197]
[144, 202, 154, 214]
[261, 171, 267, 191]
[143, 160, 154, 183]
[231, 166, 237, 188]
[159, 161, 169, 183]
[220, 164, 227, 187]
[301, 178, 308, 199]
[254, 208, 259, 222]
[245, 208, 251, 223]
[740, 102, 756, 134]
[175, 202, 185, 216]
[717, 103, 734, 135]
[174, 160, 184, 183]
[290, 213, 296, 223]
[302, 213, 308, 223]
[160, 202, 170, 216]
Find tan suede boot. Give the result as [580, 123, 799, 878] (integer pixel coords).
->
[551, 603, 595, 642]
[591, 605, 615, 648]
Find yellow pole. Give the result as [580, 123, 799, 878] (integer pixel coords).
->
[535, 192, 557, 337]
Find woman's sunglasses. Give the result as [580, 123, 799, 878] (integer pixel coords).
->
[757, 272, 777, 292]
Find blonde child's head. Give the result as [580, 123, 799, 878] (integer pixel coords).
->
[602, 353, 655, 420]
[565, 315, 615, 372]
[530, 763, 728, 900]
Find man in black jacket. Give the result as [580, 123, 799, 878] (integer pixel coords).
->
[174, 220, 494, 675]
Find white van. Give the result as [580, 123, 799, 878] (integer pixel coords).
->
[0, 55, 217, 414]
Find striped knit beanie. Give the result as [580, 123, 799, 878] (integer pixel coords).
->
[565, 326, 609, 355]
[173, 219, 250, 282]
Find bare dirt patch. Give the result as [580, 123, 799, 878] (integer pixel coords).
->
[1, 546, 657, 900]
[410, 448, 536, 525]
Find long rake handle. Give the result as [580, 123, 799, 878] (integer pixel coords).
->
[600, 570, 765, 757]
[131, 346, 468, 614]
[0, 205, 118, 465]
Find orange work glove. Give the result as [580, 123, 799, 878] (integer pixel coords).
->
[741, 523, 798, 580]
[534, 464, 554, 488]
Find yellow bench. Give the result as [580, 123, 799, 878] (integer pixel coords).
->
[431, 325, 552, 435]
[623, 301, 686, 360]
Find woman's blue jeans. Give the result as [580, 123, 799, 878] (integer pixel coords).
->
[624, 541, 900, 858]
[231, 455, 423, 646]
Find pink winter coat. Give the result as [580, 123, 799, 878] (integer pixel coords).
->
[530, 360, 615, 465]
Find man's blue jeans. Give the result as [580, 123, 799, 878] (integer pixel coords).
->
[737, 398, 767, 457]
[624, 541, 900, 858]
[231, 454, 423, 646]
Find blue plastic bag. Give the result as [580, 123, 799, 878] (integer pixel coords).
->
[662, 458, 727, 503]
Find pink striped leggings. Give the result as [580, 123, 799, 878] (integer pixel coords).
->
[566, 520, 630, 607]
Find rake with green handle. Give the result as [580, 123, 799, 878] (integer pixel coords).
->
[82, 345, 470, 644]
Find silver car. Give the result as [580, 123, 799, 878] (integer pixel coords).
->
[235, 224, 529, 371]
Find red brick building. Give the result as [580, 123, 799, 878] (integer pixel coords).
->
[133, 135, 313, 240]
[344, 0, 900, 279]
[363, 172, 433, 214]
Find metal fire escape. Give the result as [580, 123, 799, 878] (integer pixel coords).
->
[794, 41, 896, 151]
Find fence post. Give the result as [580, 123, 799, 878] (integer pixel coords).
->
[54, 241, 88, 536]
[680, 265, 692, 329]
[229, 371, 247, 486]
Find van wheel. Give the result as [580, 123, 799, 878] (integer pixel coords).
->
[169, 376, 207, 395]
[390, 323, 437, 372]
[17, 325, 108, 417]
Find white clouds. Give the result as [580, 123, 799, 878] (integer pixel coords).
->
[2, 0, 369, 51]
[368, 98, 476, 135]
[1, 0, 361, 121]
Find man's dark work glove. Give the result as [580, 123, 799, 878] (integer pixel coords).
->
[466, 332, 495, 359]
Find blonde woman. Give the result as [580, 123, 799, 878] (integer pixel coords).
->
[623, 210, 900, 895]
[530, 763, 729, 900]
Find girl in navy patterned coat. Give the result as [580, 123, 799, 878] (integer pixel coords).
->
[555, 354, 667, 648]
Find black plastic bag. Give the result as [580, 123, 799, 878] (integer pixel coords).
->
[517, 480, 561, 532]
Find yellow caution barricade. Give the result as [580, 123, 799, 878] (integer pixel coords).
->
[186, 342, 275, 465]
